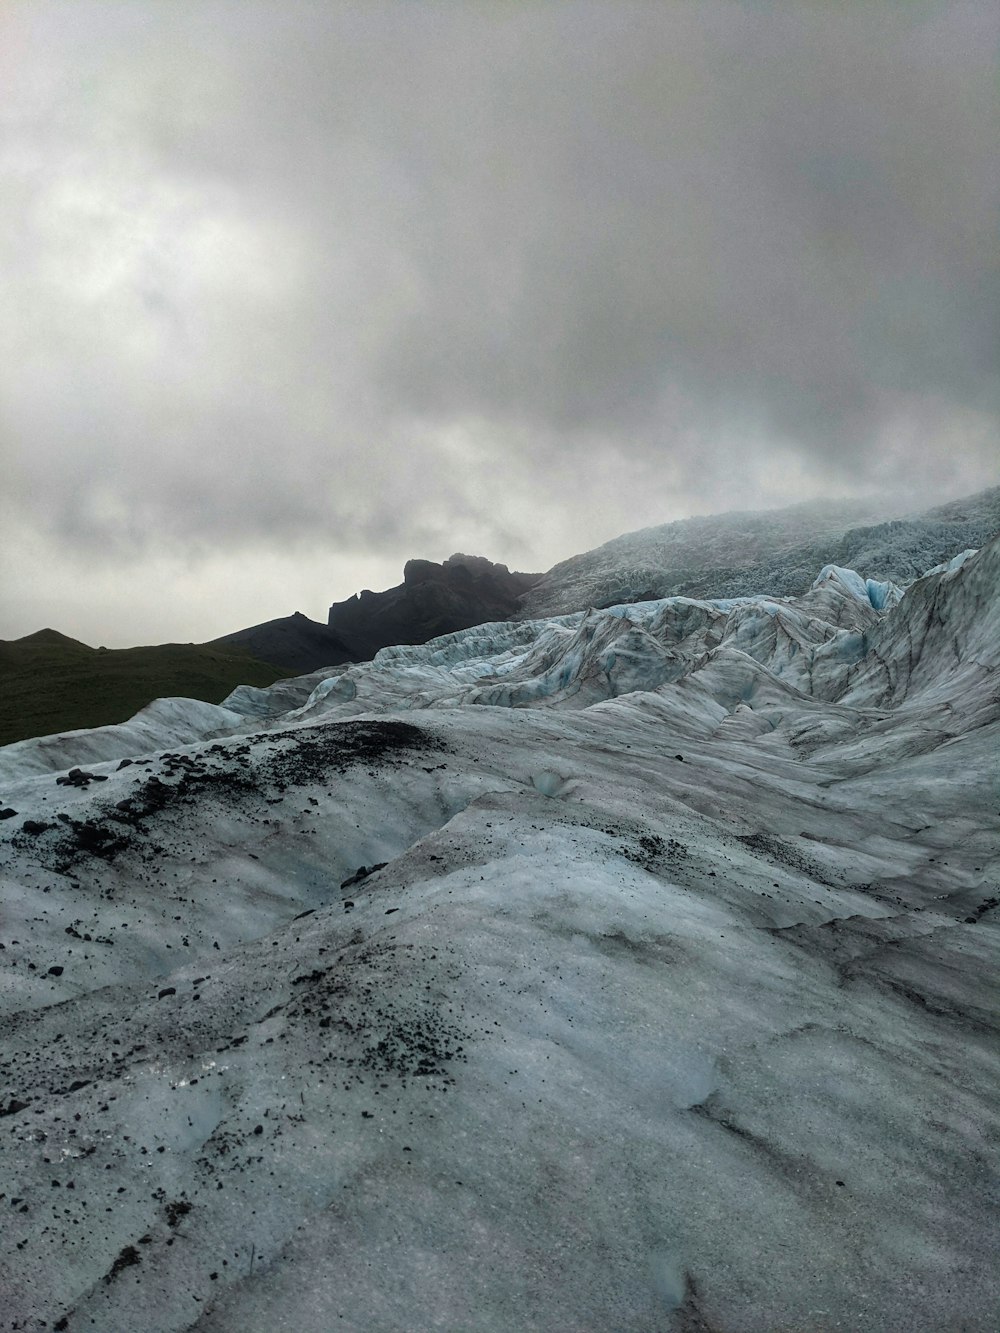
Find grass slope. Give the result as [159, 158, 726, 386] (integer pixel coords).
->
[0, 628, 292, 747]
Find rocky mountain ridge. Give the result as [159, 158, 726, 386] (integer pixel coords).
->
[213, 486, 1000, 668]
[211, 553, 541, 673]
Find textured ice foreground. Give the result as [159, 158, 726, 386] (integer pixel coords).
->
[0, 542, 998, 1331]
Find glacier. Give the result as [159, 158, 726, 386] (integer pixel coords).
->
[519, 486, 1000, 618]
[0, 540, 997, 1331]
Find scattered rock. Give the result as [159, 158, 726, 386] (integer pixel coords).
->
[21, 820, 54, 836]
[341, 862, 388, 889]
[56, 767, 107, 788]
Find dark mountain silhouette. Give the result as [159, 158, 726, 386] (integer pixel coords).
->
[211, 555, 541, 673]
[2, 557, 542, 746]
[210, 611, 354, 674]
[325, 554, 542, 662]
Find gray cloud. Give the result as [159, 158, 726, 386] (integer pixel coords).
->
[1, 0, 997, 643]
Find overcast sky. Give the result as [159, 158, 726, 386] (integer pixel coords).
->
[2, 1, 998, 646]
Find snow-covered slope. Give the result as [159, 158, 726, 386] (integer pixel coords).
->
[0, 539, 997, 1331]
[519, 484, 1000, 618]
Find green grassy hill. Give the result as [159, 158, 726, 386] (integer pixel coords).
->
[0, 629, 293, 747]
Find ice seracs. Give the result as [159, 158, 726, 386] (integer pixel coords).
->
[810, 562, 901, 610]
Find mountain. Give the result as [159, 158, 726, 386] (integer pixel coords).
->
[519, 484, 1000, 617]
[206, 490, 998, 677]
[209, 554, 541, 674]
[1, 556, 538, 746]
[325, 552, 541, 660]
[0, 532, 997, 1330]
[0, 630, 292, 748]
[210, 611, 353, 674]
[21, 489, 986, 748]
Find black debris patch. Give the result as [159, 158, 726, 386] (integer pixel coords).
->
[285, 940, 471, 1087]
[737, 830, 835, 885]
[964, 895, 999, 924]
[255, 719, 442, 788]
[104, 1244, 141, 1284]
[0, 807, 17, 820]
[20, 719, 442, 871]
[341, 862, 388, 890]
[217, 1034, 247, 1051]
[363, 1010, 467, 1080]
[62, 819, 127, 859]
[47, 1078, 92, 1097]
[164, 1198, 192, 1227]
[1, 1097, 29, 1118]
[292, 967, 329, 986]
[618, 831, 688, 872]
[112, 765, 256, 826]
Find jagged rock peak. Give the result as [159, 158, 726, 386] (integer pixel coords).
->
[403, 553, 519, 585]
[330, 554, 542, 660]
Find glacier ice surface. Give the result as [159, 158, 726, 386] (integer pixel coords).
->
[0, 544, 998, 1330]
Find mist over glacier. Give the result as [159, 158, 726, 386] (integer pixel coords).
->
[1, 530, 998, 1331]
